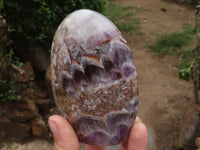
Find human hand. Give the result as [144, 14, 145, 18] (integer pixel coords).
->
[48, 115, 148, 150]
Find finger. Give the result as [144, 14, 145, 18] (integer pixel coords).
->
[128, 117, 148, 150]
[48, 115, 80, 150]
[84, 144, 105, 150]
[120, 117, 148, 150]
[120, 140, 128, 150]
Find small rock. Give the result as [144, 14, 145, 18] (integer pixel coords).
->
[36, 99, 51, 106]
[45, 66, 54, 100]
[23, 97, 39, 116]
[32, 118, 52, 139]
[9, 62, 35, 82]
[178, 102, 200, 149]
[0, 52, 10, 80]
[21, 88, 35, 98]
[49, 107, 61, 116]
[36, 99, 52, 117]
[160, 7, 167, 12]
[13, 82, 27, 93]
[6, 98, 39, 122]
[22, 88, 48, 99]
[21, 62, 35, 81]
[35, 91, 48, 99]
[0, 130, 6, 138]
[0, 120, 31, 141]
[7, 107, 36, 122]
[45, 66, 51, 85]
[195, 137, 200, 148]
[0, 15, 6, 28]
[0, 139, 53, 150]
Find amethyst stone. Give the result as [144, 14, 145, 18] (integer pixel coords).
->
[51, 9, 139, 146]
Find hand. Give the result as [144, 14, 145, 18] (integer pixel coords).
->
[48, 115, 148, 150]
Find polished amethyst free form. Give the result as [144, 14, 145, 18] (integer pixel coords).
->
[51, 9, 139, 146]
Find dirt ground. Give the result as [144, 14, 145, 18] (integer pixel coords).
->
[0, 0, 197, 150]
[118, 0, 195, 149]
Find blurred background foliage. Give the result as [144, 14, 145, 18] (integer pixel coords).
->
[1, 0, 106, 60]
[1, 0, 105, 50]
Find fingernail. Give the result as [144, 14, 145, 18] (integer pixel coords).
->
[48, 119, 58, 137]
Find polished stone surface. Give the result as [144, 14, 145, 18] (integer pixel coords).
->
[51, 9, 138, 146]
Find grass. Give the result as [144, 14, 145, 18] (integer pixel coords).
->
[104, 1, 140, 32]
[149, 25, 196, 55]
[149, 25, 196, 81]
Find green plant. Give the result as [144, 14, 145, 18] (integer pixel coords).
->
[104, 2, 140, 32]
[149, 25, 196, 55]
[179, 59, 194, 81]
[0, 80, 15, 102]
[178, 47, 195, 81]
[149, 25, 196, 81]
[3, 49, 23, 67]
[3, 49, 14, 64]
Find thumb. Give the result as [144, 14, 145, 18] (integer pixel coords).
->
[48, 115, 80, 150]
[120, 117, 148, 150]
[127, 117, 148, 150]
